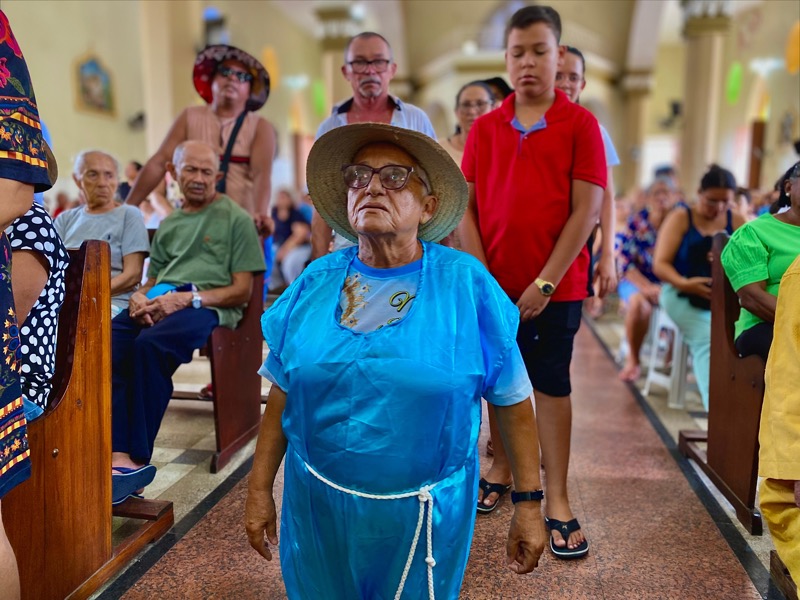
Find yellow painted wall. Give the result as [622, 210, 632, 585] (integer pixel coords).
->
[205, 1, 324, 135]
[4, 0, 146, 195]
[646, 43, 686, 138]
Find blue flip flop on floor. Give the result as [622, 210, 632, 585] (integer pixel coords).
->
[112, 465, 157, 505]
[545, 516, 589, 559]
[477, 478, 512, 514]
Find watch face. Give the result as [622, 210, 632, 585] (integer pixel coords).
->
[542, 283, 555, 296]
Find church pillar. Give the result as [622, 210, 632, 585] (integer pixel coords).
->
[620, 70, 654, 191]
[315, 2, 362, 111]
[679, 0, 732, 191]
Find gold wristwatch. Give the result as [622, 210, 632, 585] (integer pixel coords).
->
[534, 278, 556, 297]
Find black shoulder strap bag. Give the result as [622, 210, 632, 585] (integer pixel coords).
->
[216, 111, 248, 194]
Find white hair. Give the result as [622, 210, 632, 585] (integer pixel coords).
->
[72, 149, 120, 178]
[172, 141, 220, 171]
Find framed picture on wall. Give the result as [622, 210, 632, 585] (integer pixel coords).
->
[74, 54, 115, 116]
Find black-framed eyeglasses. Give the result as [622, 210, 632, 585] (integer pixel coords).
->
[457, 100, 491, 111]
[216, 65, 253, 83]
[341, 164, 428, 192]
[346, 59, 391, 74]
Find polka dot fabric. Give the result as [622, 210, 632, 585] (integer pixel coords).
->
[5, 203, 68, 409]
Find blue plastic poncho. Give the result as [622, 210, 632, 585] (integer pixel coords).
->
[261, 242, 525, 599]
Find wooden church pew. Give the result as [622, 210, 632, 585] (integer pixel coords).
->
[678, 233, 766, 535]
[2, 240, 173, 600]
[170, 270, 266, 472]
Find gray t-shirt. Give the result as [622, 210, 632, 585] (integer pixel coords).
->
[55, 204, 150, 309]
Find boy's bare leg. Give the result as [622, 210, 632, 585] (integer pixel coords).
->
[535, 391, 585, 550]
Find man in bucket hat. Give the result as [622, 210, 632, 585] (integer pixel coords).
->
[126, 44, 276, 234]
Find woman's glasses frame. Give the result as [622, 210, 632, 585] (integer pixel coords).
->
[341, 164, 429, 193]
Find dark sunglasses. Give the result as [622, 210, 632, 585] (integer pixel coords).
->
[341, 164, 429, 193]
[216, 65, 253, 83]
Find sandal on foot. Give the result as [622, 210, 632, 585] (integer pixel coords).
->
[545, 516, 589, 559]
[112, 465, 156, 504]
[477, 478, 511, 514]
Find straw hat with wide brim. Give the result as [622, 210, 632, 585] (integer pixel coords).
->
[193, 44, 270, 112]
[306, 123, 468, 243]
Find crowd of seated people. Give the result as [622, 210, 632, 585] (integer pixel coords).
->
[595, 160, 799, 411]
[615, 177, 677, 382]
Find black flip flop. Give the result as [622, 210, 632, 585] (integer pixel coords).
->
[477, 478, 511, 514]
[545, 516, 589, 559]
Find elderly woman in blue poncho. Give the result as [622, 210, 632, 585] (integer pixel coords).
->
[245, 123, 547, 599]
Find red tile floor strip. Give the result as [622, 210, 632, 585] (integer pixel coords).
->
[120, 325, 761, 599]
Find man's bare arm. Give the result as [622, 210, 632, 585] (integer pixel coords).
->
[126, 110, 189, 207]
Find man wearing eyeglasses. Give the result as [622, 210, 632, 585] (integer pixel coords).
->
[310, 32, 436, 260]
[126, 45, 276, 236]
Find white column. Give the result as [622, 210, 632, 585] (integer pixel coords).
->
[679, 0, 732, 191]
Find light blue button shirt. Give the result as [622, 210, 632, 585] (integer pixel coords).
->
[315, 96, 436, 140]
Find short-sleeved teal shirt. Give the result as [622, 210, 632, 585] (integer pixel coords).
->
[148, 195, 265, 328]
[721, 213, 800, 339]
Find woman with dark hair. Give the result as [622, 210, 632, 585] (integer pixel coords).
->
[439, 82, 495, 248]
[653, 165, 745, 409]
[438, 81, 495, 165]
[721, 161, 800, 361]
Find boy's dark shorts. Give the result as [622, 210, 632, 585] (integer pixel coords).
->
[515, 300, 582, 397]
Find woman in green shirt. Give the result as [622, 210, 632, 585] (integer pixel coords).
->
[721, 162, 800, 361]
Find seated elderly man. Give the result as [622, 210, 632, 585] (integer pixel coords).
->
[111, 140, 264, 504]
[55, 150, 149, 317]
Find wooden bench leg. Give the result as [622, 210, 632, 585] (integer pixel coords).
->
[770, 550, 798, 600]
[678, 429, 763, 536]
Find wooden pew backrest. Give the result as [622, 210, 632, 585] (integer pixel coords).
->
[3, 240, 113, 599]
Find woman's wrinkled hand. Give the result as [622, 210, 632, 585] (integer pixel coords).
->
[506, 504, 547, 574]
[517, 282, 550, 322]
[245, 488, 278, 560]
[679, 277, 712, 300]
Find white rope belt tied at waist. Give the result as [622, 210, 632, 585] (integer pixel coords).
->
[303, 460, 439, 600]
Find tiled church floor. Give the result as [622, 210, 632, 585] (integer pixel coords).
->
[94, 318, 781, 599]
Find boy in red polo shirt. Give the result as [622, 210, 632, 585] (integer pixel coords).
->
[460, 5, 606, 559]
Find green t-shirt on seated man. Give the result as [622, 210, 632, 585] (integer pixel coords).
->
[148, 195, 265, 328]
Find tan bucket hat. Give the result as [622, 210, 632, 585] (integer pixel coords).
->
[306, 123, 468, 243]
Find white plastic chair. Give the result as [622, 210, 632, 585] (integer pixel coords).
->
[642, 306, 689, 409]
